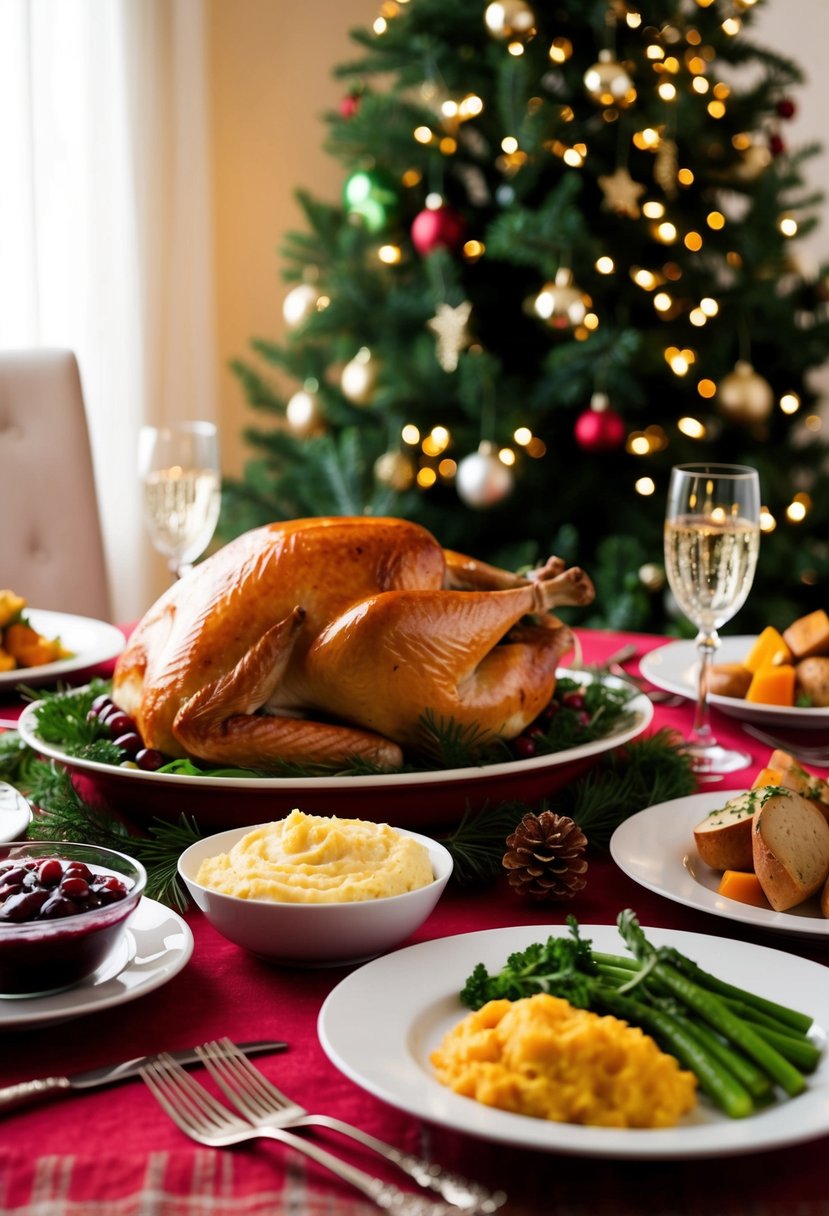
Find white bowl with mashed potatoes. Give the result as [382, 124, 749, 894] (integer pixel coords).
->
[178, 810, 453, 966]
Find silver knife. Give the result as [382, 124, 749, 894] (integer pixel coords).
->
[0, 1039, 288, 1115]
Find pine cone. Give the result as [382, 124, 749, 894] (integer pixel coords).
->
[503, 811, 588, 902]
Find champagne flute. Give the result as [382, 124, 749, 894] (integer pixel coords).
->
[664, 463, 761, 775]
[139, 421, 221, 580]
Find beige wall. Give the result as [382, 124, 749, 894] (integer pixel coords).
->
[208, 0, 376, 483]
[207, 1, 829, 488]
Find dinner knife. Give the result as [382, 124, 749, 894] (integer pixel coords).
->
[0, 1039, 288, 1115]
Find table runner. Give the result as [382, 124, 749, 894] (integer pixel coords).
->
[1, 628, 828, 1216]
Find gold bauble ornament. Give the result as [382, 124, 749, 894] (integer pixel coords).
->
[717, 361, 774, 424]
[638, 563, 666, 594]
[456, 441, 514, 508]
[282, 283, 321, 330]
[534, 268, 589, 330]
[733, 143, 773, 182]
[583, 50, 636, 109]
[374, 449, 416, 492]
[484, 0, 536, 41]
[340, 347, 379, 406]
[286, 388, 325, 437]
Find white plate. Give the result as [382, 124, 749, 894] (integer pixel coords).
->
[318, 923, 829, 1159]
[640, 636, 829, 730]
[610, 790, 829, 939]
[0, 782, 32, 842]
[0, 897, 193, 1031]
[16, 672, 652, 830]
[0, 609, 125, 689]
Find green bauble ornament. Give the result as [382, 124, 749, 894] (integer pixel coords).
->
[343, 168, 399, 233]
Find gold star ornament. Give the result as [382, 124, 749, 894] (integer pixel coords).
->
[598, 167, 646, 218]
[427, 300, 473, 372]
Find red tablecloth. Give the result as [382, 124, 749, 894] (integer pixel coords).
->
[1, 629, 827, 1216]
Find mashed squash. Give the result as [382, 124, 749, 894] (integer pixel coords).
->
[195, 809, 434, 903]
[431, 993, 697, 1128]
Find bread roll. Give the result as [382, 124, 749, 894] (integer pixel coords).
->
[693, 789, 773, 872]
[752, 790, 829, 911]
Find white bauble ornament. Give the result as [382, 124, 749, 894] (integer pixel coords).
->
[283, 283, 321, 329]
[286, 388, 325, 437]
[340, 347, 379, 406]
[456, 442, 514, 508]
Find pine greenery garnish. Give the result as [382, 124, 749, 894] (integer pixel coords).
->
[18, 760, 199, 911]
[442, 728, 695, 885]
[417, 711, 508, 768]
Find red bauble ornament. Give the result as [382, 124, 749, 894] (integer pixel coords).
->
[574, 394, 625, 452]
[769, 132, 786, 157]
[776, 97, 797, 120]
[339, 92, 361, 119]
[411, 205, 467, 256]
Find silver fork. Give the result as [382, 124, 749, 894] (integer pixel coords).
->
[140, 1053, 457, 1216]
[742, 722, 829, 764]
[196, 1039, 505, 1213]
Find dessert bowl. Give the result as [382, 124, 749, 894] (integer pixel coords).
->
[178, 822, 453, 967]
[0, 841, 146, 997]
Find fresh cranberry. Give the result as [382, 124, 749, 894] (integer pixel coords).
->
[136, 748, 166, 771]
[512, 735, 537, 759]
[104, 711, 135, 737]
[114, 731, 143, 759]
[60, 876, 91, 900]
[0, 888, 50, 922]
[0, 866, 29, 888]
[63, 862, 92, 882]
[40, 893, 81, 919]
[562, 691, 586, 711]
[37, 858, 64, 888]
[90, 694, 115, 717]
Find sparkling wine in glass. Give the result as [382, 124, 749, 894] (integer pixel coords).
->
[139, 421, 221, 580]
[664, 463, 761, 775]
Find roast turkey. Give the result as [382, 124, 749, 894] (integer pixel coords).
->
[113, 517, 595, 771]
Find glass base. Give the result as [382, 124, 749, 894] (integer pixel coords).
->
[686, 743, 753, 776]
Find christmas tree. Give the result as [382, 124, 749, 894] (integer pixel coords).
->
[222, 0, 829, 633]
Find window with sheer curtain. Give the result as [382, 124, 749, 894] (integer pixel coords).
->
[0, 0, 217, 622]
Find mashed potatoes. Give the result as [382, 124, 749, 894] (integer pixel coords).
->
[195, 809, 434, 903]
[431, 993, 697, 1129]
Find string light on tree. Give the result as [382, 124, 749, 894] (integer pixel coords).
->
[341, 347, 380, 405]
[456, 441, 514, 508]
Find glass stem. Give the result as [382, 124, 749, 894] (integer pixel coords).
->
[691, 630, 718, 748]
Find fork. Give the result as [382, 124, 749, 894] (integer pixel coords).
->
[196, 1039, 505, 1213]
[742, 723, 829, 765]
[140, 1053, 458, 1216]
